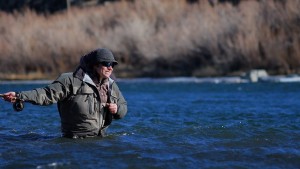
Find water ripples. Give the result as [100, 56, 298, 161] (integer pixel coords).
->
[0, 82, 300, 168]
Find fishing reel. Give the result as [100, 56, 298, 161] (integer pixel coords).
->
[0, 94, 24, 112]
[13, 99, 24, 112]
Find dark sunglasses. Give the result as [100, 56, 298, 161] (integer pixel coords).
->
[99, 62, 115, 68]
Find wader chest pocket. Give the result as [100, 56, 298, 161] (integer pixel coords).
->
[76, 86, 97, 115]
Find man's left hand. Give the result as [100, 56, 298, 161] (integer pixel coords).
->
[106, 103, 118, 114]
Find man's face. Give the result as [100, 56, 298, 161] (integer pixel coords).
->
[94, 62, 114, 79]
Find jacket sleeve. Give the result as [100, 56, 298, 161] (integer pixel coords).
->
[18, 74, 72, 105]
[111, 83, 127, 119]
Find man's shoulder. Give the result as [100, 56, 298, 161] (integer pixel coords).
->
[60, 72, 74, 78]
[54, 72, 81, 84]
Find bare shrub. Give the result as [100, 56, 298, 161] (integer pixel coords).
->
[0, 0, 299, 79]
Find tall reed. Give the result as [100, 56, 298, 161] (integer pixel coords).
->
[0, 0, 299, 79]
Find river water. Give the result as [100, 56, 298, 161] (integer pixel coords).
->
[0, 79, 299, 169]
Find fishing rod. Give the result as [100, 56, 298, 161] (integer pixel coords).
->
[0, 94, 24, 112]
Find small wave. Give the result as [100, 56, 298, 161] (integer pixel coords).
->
[36, 162, 72, 169]
[19, 132, 56, 141]
[0, 131, 57, 141]
[106, 132, 135, 138]
[118, 77, 246, 84]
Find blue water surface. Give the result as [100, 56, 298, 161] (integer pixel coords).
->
[0, 79, 299, 169]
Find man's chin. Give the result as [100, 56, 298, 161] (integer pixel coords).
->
[104, 73, 111, 78]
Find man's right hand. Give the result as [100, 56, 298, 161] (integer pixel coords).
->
[1, 92, 17, 103]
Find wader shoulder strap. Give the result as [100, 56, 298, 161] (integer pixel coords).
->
[104, 78, 115, 127]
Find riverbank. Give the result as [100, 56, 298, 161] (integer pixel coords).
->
[0, 0, 299, 78]
[1, 72, 300, 84]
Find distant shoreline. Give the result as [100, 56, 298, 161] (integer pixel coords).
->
[1, 73, 300, 84]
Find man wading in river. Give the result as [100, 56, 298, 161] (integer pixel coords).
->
[2, 48, 127, 139]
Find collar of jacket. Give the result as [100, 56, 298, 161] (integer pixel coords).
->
[73, 66, 114, 89]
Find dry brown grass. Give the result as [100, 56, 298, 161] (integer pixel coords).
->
[0, 0, 299, 79]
